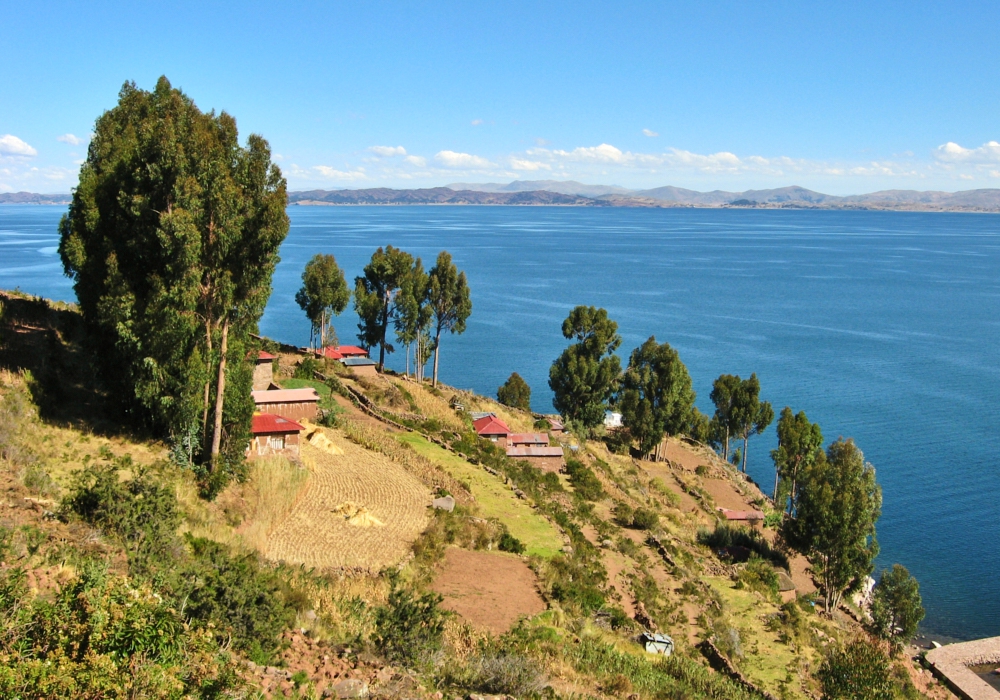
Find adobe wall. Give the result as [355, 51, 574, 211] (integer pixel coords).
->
[925, 636, 1000, 700]
[256, 401, 318, 422]
[253, 362, 274, 391]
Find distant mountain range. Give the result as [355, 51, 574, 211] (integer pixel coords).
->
[0, 192, 72, 204]
[9, 184, 1000, 211]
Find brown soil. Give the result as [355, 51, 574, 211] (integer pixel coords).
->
[430, 547, 545, 634]
[601, 549, 635, 617]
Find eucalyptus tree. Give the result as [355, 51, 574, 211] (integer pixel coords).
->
[548, 306, 622, 430]
[427, 251, 472, 387]
[709, 374, 741, 461]
[354, 246, 414, 371]
[868, 564, 925, 653]
[295, 253, 350, 350]
[618, 336, 696, 456]
[497, 372, 531, 411]
[394, 257, 432, 381]
[771, 406, 823, 512]
[731, 373, 774, 473]
[786, 438, 882, 613]
[58, 76, 288, 474]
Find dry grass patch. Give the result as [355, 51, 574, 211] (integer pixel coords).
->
[263, 434, 431, 571]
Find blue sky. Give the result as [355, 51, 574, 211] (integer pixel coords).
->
[3, 1, 1000, 194]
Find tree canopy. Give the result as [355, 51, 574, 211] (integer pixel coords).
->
[548, 306, 622, 430]
[497, 372, 531, 411]
[354, 245, 414, 371]
[58, 76, 288, 480]
[731, 374, 774, 472]
[427, 251, 472, 387]
[394, 257, 432, 381]
[786, 438, 882, 613]
[770, 406, 823, 512]
[295, 253, 350, 350]
[868, 564, 925, 653]
[618, 336, 696, 455]
[709, 374, 741, 461]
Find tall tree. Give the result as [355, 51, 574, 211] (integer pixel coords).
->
[295, 254, 350, 350]
[58, 77, 288, 474]
[771, 406, 824, 512]
[548, 306, 622, 430]
[394, 258, 432, 381]
[497, 372, 531, 411]
[354, 246, 414, 371]
[786, 438, 882, 613]
[426, 251, 472, 387]
[618, 336, 696, 456]
[709, 374, 741, 461]
[868, 564, 925, 654]
[731, 373, 774, 473]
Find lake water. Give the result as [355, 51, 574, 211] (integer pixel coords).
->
[2, 203, 998, 641]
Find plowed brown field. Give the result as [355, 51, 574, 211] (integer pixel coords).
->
[264, 430, 431, 570]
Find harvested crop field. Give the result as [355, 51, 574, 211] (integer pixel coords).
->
[263, 430, 431, 570]
[430, 548, 546, 634]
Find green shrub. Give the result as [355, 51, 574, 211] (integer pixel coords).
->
[564, 458, 605, 501]
[373, 576, 447, 665]
[612, 502, 634, 527]
[697, 522, 789, 569]
[695, 464, 709, 476]
[631, 507, 659, 531]
[294, 356, 321, 379]
[735, 557, 780, 599]
[445, 652, 546, 696]
[650, 477, 681, 508]
[498, 531, 526, 554]
[818, 639, 895, 700]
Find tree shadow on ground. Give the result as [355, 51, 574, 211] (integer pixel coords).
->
[0, 291, 141, 438]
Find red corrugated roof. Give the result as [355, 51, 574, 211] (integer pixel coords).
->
[336, 345, 368, 357]
[473, 415, 510, 436]
[318, 347, 343, 359]
[257, 350, 276, 361]
[251, 413, 304, 435]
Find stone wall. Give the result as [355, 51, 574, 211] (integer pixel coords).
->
[926, 636, 1000, 700]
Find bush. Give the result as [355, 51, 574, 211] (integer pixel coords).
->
[564, 458, 604, 501]
[294, 356, 322, 379]
[450, 652, 547, 696]
[373, 576, 448, 665]
[631, 507, 660, 530]
[735, 557, 780, 599]
[697, 522, 789, 569]
[497, 372, 531, 412]
[498, 531, 526, 554]
[818, 639, 895, 700]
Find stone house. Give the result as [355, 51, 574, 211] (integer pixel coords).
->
[252, 388, 320, 422]
[249, 413, 303, 459]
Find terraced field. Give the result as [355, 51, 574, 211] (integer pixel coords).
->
[264, 430, 431, 570]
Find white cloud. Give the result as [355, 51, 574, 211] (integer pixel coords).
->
[471, 119, 484, 126]
[0, 134, 37, 157]
[510, 158, 551, 171]
[933, 140, 1000, 163]
[57, 133, 85, 146]
[404, 155, 426, 167]
[434, 150, 494, 168]
[664, 148, 742, 171]
[369, 145, 407, 157]
[311, 165, 367, 181]
[642, 129, 659, 137]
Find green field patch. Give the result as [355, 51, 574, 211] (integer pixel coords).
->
[277, 378, 340, 410]
[397, 432, 563, 558]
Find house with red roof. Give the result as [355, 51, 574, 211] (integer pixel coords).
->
[252, 388, 320, 422]
[473, 414, 511, 444]
[506, 445, 565, 473]
[317, 345, 370, 360]
[249, 413, 304, 459]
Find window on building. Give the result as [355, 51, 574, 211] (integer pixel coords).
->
[268, 434, 285, 451]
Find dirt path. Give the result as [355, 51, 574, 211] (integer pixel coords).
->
[264, 434, 430, 570]
[430, 548, 546, 634]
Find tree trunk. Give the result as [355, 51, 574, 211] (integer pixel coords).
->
[209, 318, 229, 464]
[202, 316, 213, 450]
[432, 327, 442, 387]
[405, 342, 411, 377]
[723, 426, 730, 461]
[741, 436, 749, 472]
[774, 467, 780, 502]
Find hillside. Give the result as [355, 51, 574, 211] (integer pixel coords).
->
[0, 290, 953, 699]
[287, 187, 599, 206]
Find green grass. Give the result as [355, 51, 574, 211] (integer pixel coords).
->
[397, 432, 563, 558]
[277, 378, 339, 410]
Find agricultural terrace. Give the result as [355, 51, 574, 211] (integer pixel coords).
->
[397, 431, 563, 558]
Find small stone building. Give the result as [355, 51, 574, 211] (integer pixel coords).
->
[252, 388, 320, 422]
[640, 632, 674, 656]
[342, 356, 378, 378]
[253, 350, 276, 390]
[506, 445, 565, 473]
[507, 433, 549, 447]
[249, 413, 303, 459]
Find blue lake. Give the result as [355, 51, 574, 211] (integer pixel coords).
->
[2, 203, 998, 641]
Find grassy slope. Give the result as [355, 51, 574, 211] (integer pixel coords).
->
[397, 431, 563, 558]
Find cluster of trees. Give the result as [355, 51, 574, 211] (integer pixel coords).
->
[295, 247, 471, 386]
[58, 77, 288, 483]
[541, 304, 924, 649]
